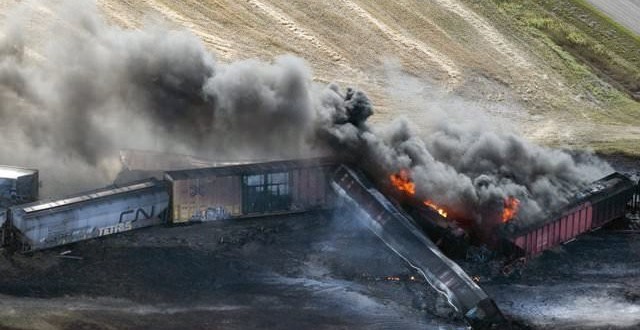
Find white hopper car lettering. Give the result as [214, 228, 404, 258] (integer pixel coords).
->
[8, 179, 169, 252]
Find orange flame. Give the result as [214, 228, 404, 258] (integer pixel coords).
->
[502, 197, 520, 223]
[424, 200, 448, 218]
[389, 169, 416, 196]
[389, 170, 448, 218]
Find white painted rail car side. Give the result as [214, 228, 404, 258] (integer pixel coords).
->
[9, 179, 169, 251]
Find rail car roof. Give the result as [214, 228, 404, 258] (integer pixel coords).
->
[0, 166, 37, 180]
[573, 172, 635, 204]
[164, 157, 337, 181]
[502, 172, 635, 237]
[13, 179, 165, 215]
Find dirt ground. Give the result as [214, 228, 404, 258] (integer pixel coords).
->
[0, 210, 468, 330]
[0, 201, 639, 329]
[460, 229, 640, 329]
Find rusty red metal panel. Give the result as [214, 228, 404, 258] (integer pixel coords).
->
[577, 209, 584, 235]
[579, 207, 587, 233]
[542, 224, 550, 250]
[570, 212, 576, 237]
[539, 227, 545, 255]
[538, 227, 544, 254]
[291, 167, 331, 209]
[537, 227, 544, 255]
[586, 203, 593, 229]
[575, 208, 583, 234]
[558, 218, 563, 244]
[577, 208, 584, 233]
[567, 212, 575, 238]
[572, 211, 580, 237]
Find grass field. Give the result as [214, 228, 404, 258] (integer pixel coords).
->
[1, 0, 639, 155]
[463, 0, 640, 155]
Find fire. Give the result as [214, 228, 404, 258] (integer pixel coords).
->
[424, 200, 448, 218]
[389, 169, 415, 195]
[389, 170, 448, 218]
[502, 196, 520, 223]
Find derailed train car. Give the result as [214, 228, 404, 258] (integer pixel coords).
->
[2, 158, 335, 252]
[331, 165, 507, 329]
[9, 179, 169, 252]
[2, 158, 638, 256]
[165, 158, 336, 223]
[501, 172, 636, 259]
[0, 166, 38, 207]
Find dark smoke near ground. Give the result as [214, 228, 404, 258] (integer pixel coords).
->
[0, 0, 611, 225]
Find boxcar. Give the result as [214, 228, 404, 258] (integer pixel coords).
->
[503, 172, 635, 259]
[9, 179, 169, 252]
[165, 158, 336, 223]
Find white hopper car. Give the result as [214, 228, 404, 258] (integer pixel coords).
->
[8, 179, 169, 252]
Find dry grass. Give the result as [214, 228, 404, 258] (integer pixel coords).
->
[1, 0, 639, 154]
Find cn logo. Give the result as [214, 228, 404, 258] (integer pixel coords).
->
[119, 206, 155, 223]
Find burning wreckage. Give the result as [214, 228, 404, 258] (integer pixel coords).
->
[0, 85, 638, 330]
[0, 4, 638, 326]
[0, 74, 637, 329]
[0, 156, 638, 329]
[385, 166, 638, 261]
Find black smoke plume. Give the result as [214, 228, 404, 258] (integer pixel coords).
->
[0, 0, 611, 226]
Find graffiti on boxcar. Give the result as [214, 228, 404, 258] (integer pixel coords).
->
[190, 206, 230, 221]
[205, 206, 230, 221]
[98, 221, 133, 236]
[119, 206, 155, 223]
